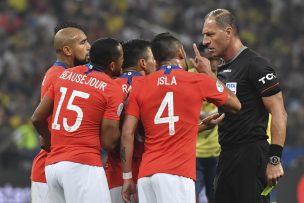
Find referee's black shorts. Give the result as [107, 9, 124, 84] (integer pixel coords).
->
[214, 140, 270, 203]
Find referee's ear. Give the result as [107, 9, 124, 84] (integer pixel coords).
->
[225, 26, 233, 41]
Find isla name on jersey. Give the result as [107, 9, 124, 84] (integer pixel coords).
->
[157, 76, 177, 86]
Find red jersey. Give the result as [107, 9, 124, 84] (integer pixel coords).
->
[106, 72, 144, 188]
[31, 61, 67, 183]
[115, 71, 142, 97]
[31, 150, 48, 182]
[45, 64, 124, 167]
[125, 66, 228, 180]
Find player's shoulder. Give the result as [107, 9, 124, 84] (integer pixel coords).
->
[239, 48, 269, 66]
[69, 64, 87, 72]
[132, 75, 145, 83]
[114, 77, 128, 86]
[183, 70, 210, 81]
[43, 65, 66, 87]
[242, 49, 274, 73]
[124, 76, 145, 95]
[99, 74, 122, 91]
[72, 65, 114, 82]
[45, 65, 66, 76]
[123, 75, 145, 87]
[184, 69, 201, 77]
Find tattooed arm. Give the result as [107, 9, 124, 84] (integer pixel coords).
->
[121, 115, 138, 203]
[121, 115, 138, 173]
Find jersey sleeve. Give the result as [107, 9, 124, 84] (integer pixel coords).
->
[41, 69, 54, 98]
[198, 74, 229, 107]
[103, 83, 125, 120]
[248, 57, 281, 97]
[45, 83, 55, 100]
[124, 79, 142, 119]
[41, 67, 64, 98]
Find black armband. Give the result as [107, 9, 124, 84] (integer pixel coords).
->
[268, 144, 283, 158]
[268, 144, 283, 165]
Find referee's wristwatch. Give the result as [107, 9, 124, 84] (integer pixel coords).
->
[269, 156, 281, 165]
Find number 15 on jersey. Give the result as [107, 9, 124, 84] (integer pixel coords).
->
[52, 87, 90, 132]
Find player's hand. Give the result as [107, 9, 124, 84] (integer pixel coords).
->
[266, 163, 284, 186]
[122, 179, 137, 203]
[191, 43, 213, 75]
[201, 113, 225, 129]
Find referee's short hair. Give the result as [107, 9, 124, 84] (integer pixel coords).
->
[205, 9, 239, 35]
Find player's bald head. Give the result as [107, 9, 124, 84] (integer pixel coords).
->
[54, 27, 85, 52]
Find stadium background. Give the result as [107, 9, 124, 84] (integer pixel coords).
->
[0, 0, 303, 202]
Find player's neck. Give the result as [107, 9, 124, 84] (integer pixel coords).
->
[123, 67, 137, 73]
[123, 67, 146, 76]
[57, 56, 74, 68]
[159, 59, 182, 68]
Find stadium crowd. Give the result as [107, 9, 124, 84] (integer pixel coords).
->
[0, 0, 303, 173]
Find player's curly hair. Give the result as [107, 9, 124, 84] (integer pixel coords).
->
[90, 38, 121, 68]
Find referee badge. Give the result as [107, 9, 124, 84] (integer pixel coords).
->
[226, 82, 237, 94]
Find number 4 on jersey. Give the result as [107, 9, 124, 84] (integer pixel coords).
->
[154, 92, 179, 135]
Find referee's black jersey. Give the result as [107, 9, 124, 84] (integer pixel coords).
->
[217, 48, 281, 148]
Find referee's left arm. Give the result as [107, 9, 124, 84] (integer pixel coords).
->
[262, 91, 288, 186]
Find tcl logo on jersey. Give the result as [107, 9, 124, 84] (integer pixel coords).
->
[258, 73, 276, 84]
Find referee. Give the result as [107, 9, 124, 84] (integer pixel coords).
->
[193, 8, 288, 203]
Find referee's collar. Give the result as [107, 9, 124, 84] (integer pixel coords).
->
[223, 46, 247, 66]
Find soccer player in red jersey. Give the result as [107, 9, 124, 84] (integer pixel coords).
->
[30, 22, 90, 203]
[120, 33, 241, 203]
[106, 39, 156, 203]
[31, 38, 124, 203]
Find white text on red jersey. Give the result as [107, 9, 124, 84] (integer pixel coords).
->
[59, 70, 108, 91]
[157, 76, 177, 86]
